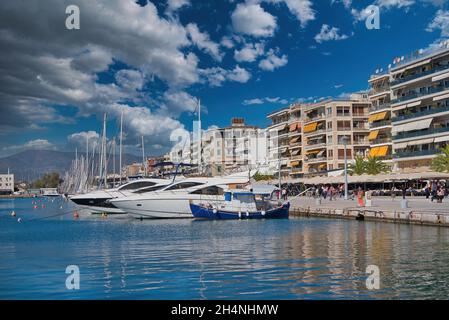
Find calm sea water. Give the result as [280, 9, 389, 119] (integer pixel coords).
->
[1, 197, 449, 300]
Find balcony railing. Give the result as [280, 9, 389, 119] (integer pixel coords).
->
[370, 120, 392, 128]
[391, 63, 449, 86]
[336, 127, 352, 131]
[393, 149, 439, 159]
[305, 156, 327, 163]
[353, 139, 370, 145]
[393, 126, 449, 140]
[370, 103, 391, 112]
[392, 106, 449, 122]
[304, 128, 326, 136]
[391, 85, 449, 104]
[370, 138, 392, 145]
[352, 112, 368, 117]
[304, 114, 326, 123]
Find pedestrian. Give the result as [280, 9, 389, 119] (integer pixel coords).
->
[437, 187, 444, 203]
[282, 188, 287, 201]
[357, 187, 365, 207]
[402, 184, 407, 200]
[391, 186, 396, 201]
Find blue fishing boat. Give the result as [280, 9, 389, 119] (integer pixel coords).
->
[189, 191, 290, 220]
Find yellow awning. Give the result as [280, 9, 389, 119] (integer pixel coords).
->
[369, 147, 380, 157]
[377, 145, 389, 157]
[369, 112, 388, 123]
[368, 130, 379, 140]
[376, 111, 387, 121]
[306, 149, 320, 155]
[290, 160, 301, 167]
[318, 163, 327, 169]
[304, 122, 317, 133]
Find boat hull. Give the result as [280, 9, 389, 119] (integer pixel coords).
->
[190, 202, 290, 220]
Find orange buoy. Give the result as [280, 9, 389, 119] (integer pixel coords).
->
[33, 205, 38, 209]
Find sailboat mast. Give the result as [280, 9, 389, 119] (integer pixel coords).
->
[141, 135, 146, 177]
[198, 98, 202, 173]
[119, 110, 123, 185]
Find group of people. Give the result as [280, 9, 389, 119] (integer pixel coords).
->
[424, 180, 447, 203]
[308, 184, 346, 201]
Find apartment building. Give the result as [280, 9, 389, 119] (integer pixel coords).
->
[0, 173, 15, 194]
[388, 42, 449, 172]
[267, 107, 291, 177]
[170, 118, 268, 176]
[302, 96, 370, 176]
[368, 71, 393, 164]
[266, 95, 370, 178]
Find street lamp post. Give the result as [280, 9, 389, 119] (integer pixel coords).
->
[343, 136, 349, 200]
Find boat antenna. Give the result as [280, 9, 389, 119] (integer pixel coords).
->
[119, 110, 123, 185]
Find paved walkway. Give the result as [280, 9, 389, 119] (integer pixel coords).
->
[290, 196, 449, 215]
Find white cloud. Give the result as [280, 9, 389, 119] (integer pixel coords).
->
[259, 49, 288, 71]
[186, 23, 223, 61]
[220, 36, 234, 49]
[3, 139, 56, 152]
[376, 0, 415, 9]
[166, 0, 190, 13]
[201, 66, 251, 87]
[231, 3, 277, 37]
[234, 42, 265, 62]
[314, 24, 350, 43]
[269, 0, 315, 27]
[67, 131, 100, 148]
[426, 10, 449, 37]
[243, 96, 289, 105]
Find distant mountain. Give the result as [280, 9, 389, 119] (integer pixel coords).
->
[0, 149, 141, 182]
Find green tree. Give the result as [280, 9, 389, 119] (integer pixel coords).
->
[364, 156, 391, 175]
[431, 145, 449, 173]
[32, 172, 61, 188]
[348, 155, 366, 175]
[253, 171, 275, 182]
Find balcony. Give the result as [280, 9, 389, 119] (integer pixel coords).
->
[304, 128, 326, 136]
[352, 112, 368, 117]
[391, 84, 449, 104]
[370, 120, 392, 128]
[369, 103, 391, 113]
[391, 63, 449, 86]
[304, 114, 326, 123]
[393, 149, 439, 159]
[304, 142, 327, 149]
[392, 105, 449, 123]
[336, 127, 352, 131]
[393, 126, 449, 140]
[370, 138, 392, 145]
[305, 156, 327, 163]
[353, 139, 370, 145]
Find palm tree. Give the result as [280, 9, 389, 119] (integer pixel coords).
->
[364, 156, 391, 175]
[348, 155, 365, 175]
[431, 145, 449, 173]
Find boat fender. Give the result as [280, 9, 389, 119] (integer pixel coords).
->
[11, 211, 16, 217]
[17, 218, 22, 223]
[213, 208, 218, 214]
[74, 211, 79, 219]
[246, 211, 249, 217]
[261, 211, 266, 216]
[238, 212, 242, 219]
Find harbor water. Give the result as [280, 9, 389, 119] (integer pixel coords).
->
[1, 197, 449, 299]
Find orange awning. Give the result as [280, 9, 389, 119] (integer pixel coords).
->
[368, 130, 379, 140]
[289, 123, 298, 132]
[304, 122, 318, 133]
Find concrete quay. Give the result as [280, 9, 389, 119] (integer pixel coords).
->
[289, 196, 449, 227]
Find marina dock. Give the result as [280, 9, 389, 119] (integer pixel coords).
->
[290, 197, 449, 227]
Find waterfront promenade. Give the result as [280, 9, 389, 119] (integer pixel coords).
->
[290, 196, 449, 226]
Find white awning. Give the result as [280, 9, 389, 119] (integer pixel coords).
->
[392, 118, 433, 134]
[407, 100, 422, 108]
[432, 71, 449, 82]
[394, 142, 409, 149]
[392, 58, 431, 74]
[407, 138, 434, 146]
[434, 135, 449, 143]
[433, 93, 449, 101]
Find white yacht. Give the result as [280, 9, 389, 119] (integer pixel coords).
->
[108, 175, 250, 219]
[69, 178, 173, 216]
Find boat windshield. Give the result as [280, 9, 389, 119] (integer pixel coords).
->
[133, 184, 168, 194]
[233, 193, 255, 203]
[118, 181, 157, 191]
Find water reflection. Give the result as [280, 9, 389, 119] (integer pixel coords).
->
[2, 198, 449, 299]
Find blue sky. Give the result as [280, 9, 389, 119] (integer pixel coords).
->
[0, 0, 448, 157]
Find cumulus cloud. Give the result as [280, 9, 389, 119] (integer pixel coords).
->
[201, 66, 251, 87]
[243, 96, 289, 105]
[2, 139, 56, 152]
[426, 9, 449, 37]
[67, 131, 100, 149]
[231, 3, 277, 37]
[314, 24, 350, 43]
[166, 0, 191, 13]
[259, 49, 288, 71]
[268, 0, 315, 27]
[234, 42, 265, 62]
[186, 23, 223, 61]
